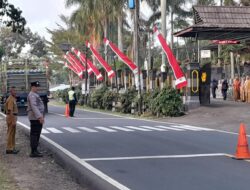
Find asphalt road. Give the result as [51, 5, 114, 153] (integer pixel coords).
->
[17, 105, 250, 190]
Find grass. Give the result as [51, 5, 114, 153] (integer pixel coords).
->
[0, 163, 19, 190]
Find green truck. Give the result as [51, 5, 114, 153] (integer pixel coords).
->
[0, 58, 49, 115]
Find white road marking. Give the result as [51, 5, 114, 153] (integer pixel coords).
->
[139, 126, 167, 131]
[13, 119, 130, 190]
[73, 117, 127, 120]
[109, 126, 134, 132]
[41, 129, 50, 134]
[49, 112, 65, 117]
[155, 125, 184, 131]
[77, 127, 98, 133]
[81, 153, 227, 161]
[179, 125, 214, 131]
[170, 125, 201, 131]
[62, 127, 80, 133]
[46, 128, 63, 133]
[95, 126, 117, 132]
[125, 126, 152, 131]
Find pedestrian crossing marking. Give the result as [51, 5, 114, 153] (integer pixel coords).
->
[41, 125, 214, 134]
[139, 126, 167, 131]
[125, 126, 152, 131]
[77, 127, 98, 132]
[155, 125, 184, 131]
[95, 126, 117, 132]
[179, 125, 214, 131]
[62, 127, 80, 133]
[46, 128, 63, 133]
[41, 129, 50, 134]
[109, 126, 134, 132]
[170, 125, 201, 131]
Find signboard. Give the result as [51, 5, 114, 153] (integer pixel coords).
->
[201, 50, 211, 59]
[212, 40, 240, 44]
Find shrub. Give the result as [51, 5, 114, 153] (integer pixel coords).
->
[119, 87, 137, 113]
[103, 90, 118, 110]
[150, 87, 183, 117]
[89, 86, 108, 109]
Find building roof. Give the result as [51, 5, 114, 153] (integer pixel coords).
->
[174, 6, 250, 40]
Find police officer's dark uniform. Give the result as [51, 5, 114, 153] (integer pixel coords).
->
[27, 81, 44, 157]
[5, 86, 19, 154]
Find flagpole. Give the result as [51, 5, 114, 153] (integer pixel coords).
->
[134, 0, 142, 115]
[84, 46, 88, 105]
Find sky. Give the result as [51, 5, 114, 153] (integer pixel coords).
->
[7, 0, 226, 42]
[9, 0, 76, 41]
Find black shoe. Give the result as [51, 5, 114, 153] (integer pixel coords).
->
[6, 149, 19, 154]
[30, 151, 43, 158]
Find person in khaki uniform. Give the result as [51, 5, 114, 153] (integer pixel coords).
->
[5, 86, 19, 154]
[27, 81, 44, 158]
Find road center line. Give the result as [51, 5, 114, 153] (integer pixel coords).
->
[81, 153, 227, 161]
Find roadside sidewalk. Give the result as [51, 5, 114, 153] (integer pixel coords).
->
[0, 116, 89, 190]
[161, 99, 250, 133]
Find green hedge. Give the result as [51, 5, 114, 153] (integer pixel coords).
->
[54, 85, 184, 117]
[150, 87, 183, 117]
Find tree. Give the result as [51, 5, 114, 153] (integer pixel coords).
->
[0, 0, 26, 33]
[240, 0, 250, 6]
[0, 27, 47, 58]
[196, 0, 216, 5]
[224, 0, 237, 5]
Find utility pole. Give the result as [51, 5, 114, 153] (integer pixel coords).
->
[134, 0, 142, 115]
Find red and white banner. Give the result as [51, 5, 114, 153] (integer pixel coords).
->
[103, 38, 138, 75]
[66, 52, 93, 75]
[86, 41, 115, 78]
[154, 27, 187, 89]
[64, 62, 83, 78]
[71, 47, 103, 81]
[64, 54, 83, 78]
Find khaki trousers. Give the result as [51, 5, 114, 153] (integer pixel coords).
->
[6, 115, 17, 150]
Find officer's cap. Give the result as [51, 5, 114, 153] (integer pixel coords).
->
[31, 81, 40, 87]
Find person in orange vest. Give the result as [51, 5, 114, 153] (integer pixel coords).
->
[5, 86, 19, 154]
[233, 76, 241, 101]
[240, 76, 246, 102]
[244, 76, 250, 103]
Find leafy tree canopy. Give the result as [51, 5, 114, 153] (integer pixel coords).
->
[0, 0, 26, 33]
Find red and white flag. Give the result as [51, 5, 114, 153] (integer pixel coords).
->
[86, 41, 115, 78]
[71, 47, 103, 81]
[103, 38, 138, 75]
[66, 52, 93, 75]
[64, 62, 83, 78]
[154, 27, 187, 89]
[64, 54, 83, 78]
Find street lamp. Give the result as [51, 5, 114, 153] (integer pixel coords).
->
[59, 42, 72, 86]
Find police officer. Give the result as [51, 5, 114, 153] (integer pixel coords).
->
[5, 86, 19, 154]
[68, 86, 77, 117]
[27, 81, 44, 157]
